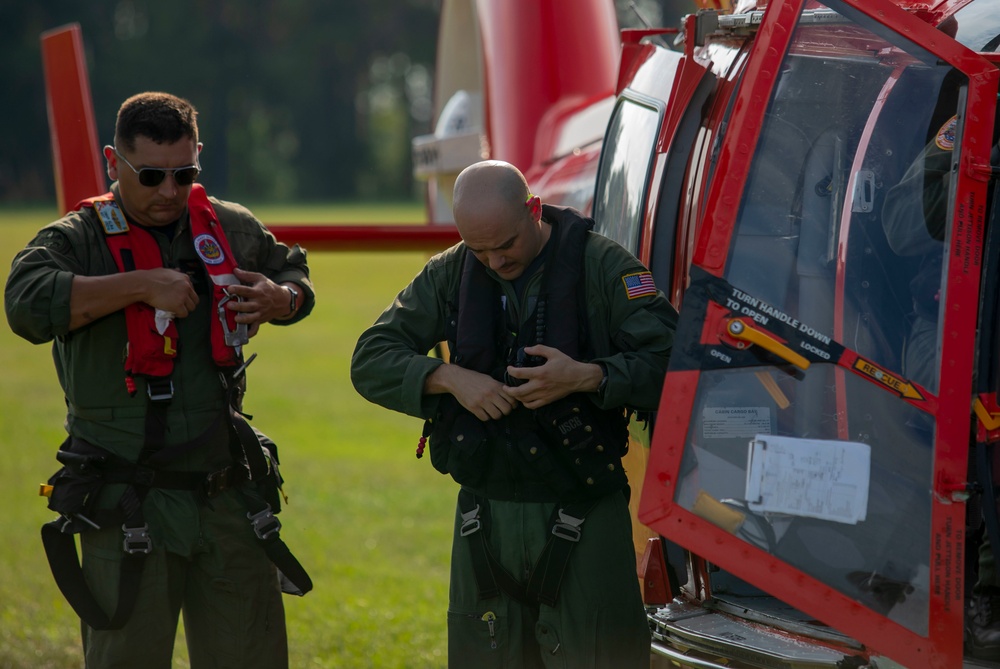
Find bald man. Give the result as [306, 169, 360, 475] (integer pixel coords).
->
[352, 160, 676, 668]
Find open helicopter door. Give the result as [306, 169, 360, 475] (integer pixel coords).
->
[638, 0, 998, 666]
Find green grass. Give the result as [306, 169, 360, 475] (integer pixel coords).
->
[0, 203, 455, 668]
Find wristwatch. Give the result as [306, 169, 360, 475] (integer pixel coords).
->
[597, 363, 609, 395]
[285, 285, 299, 316]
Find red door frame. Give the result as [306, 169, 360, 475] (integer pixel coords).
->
[639, 0, 998, 666]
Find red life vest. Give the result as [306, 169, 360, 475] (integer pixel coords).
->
[78, 185, 243, 389]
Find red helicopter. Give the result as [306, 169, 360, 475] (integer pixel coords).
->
[40, 0, 1000, 666]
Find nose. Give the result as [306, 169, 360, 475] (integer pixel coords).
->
[488, 253, 506, 271]
[157, 173, 180, 197]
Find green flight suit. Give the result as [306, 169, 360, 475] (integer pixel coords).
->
[352, 209, 677, 668]
[4, 185, 314, 668]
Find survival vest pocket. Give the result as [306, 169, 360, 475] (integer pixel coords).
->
[535, 396, 630, 495]
[45, 437, 113, 527]
[435, 411, 490, 486]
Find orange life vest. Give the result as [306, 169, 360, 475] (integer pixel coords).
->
[78, 185, 243, 389]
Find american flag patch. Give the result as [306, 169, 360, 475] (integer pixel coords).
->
[622, 271, 656, 299]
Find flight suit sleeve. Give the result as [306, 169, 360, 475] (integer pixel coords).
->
[351, 249, 461, 420]
[587, 241, 677, 412]
[5, 216, 98, 344]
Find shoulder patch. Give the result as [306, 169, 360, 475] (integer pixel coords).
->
[935, 115, 957, 151]
[622, 271, 656, 300]
[94, 200, 129, 234]
[33, 229, 72, 254]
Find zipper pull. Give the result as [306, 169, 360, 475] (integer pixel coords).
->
[481, 611, 497, 649]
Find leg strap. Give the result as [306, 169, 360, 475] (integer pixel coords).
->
[230, 413, 312, 596]
[526, 500, 598, 607]
[458, 489, 600, 606]
[40, 515, 150, 631]
[458, 489, 528, 602]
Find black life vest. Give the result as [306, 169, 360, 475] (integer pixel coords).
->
[431, 205, 629, 502]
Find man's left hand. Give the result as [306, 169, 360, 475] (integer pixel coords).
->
[224, 268, 291, 337]
[504, 345, 603, 409]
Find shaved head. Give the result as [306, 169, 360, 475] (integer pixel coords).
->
[453, 161, 530, 222]
[451, 160, 548, 280]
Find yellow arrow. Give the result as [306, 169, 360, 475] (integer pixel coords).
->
[852, 358, 924, 400]
[975, 398, 1000, 431]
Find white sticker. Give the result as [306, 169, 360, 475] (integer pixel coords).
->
[745, 434, 870, 525]
[702, 407, 771, 439]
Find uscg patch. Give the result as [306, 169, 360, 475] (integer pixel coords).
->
[94, 201, 129, 234]
[622, 271, 656, 299]
[195, 234, 225, 265]
[935, 115, 957, 151]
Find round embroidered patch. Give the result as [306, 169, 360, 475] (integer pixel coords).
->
[195, 234, 225, 265]
[935, 115, 956, 151]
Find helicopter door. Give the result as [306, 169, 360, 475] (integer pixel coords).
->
[638, 0, 998, 666]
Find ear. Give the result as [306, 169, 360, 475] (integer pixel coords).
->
[526, 195, 541, 221]
[102, 145, 118, 180]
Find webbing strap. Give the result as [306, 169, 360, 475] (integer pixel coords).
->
[230, 412, 313, 596]
[41, 520, 146, 630]
[526, 500, 598, 607]
[238, 488, 313, 596]
[458, 489, 595, 606]
[457, 489, 525, 602]
[40, 415, 222, 630]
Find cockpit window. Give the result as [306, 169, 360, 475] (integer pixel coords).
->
[673, 0, 968, 638]
[951, 1, 1000, 52]
[593, 97, 661, 254]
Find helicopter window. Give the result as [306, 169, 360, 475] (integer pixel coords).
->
[592, 96, 662, 255]
[672, 2, 976, 637]
[951, 1, 1000, 52]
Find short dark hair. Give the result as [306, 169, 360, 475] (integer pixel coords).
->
[114, 92, 199, 151]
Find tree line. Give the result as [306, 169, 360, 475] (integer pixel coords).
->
[2, 0, 689, 206]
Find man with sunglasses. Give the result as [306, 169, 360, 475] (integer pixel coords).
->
[5, 92, 315, 668]
[352, 160, 677, 668]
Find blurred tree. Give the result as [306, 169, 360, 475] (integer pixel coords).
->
[1, 0, 695, 205]
[1, 0, 439, 204]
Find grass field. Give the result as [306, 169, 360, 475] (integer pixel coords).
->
[0, 203, 457, 668]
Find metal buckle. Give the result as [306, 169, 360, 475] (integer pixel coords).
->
[459, 505, 482, 537]
[551, 509, 585, 542]
[204, 467, 232, 497]
[218, 291, 249, 347]
[122, 523, 153, 554]
[146, 379, 174, 401]
[248, 506, 281, 541]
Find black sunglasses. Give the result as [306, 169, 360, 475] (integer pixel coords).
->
[112, 146, 201, 187]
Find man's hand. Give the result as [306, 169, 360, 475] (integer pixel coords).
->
[425, 364, 517, 421]
[222, 268, 294, 337]
[142, 267, 199, 317]
[70, 268, 197, 330]
[503, 345, 603, 410]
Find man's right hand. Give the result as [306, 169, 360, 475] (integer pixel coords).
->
[424, 364, 518, 421]
[69, 268, 198, 331]
[142, 267, 199, 317]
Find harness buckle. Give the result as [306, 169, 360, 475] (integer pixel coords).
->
[122, 524, 153, 554]
[248, 505, 281, 541]
[551, 509, 585, 542]
[204, 466, 237, 497]
[218, 291, 250, 347]
[459, 504, 482, 537]
[146, 379, 174, 401]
